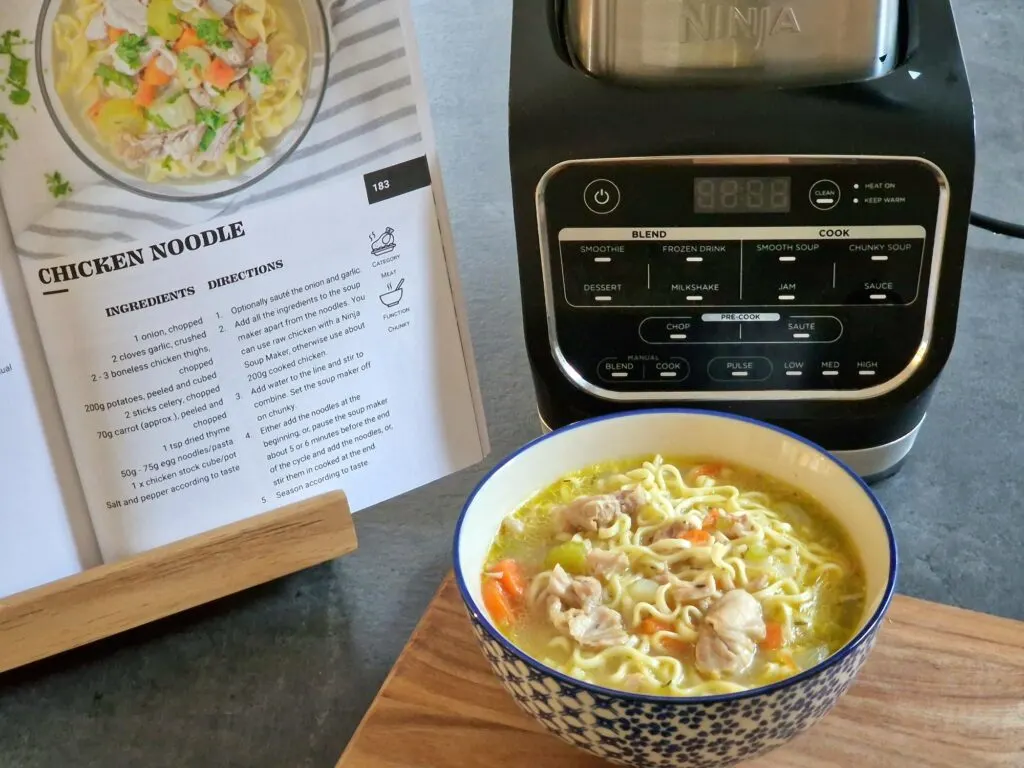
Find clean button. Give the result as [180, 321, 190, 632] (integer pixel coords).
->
[809, 180, 841, 211]
[584, 179, 621, 215]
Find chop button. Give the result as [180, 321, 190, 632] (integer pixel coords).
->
[708, 357, 773, 382]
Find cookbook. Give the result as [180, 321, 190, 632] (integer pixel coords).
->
[0, 0, 488, 598]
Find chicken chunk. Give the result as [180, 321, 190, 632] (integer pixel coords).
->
[563, 606, 629, 650]
[587, 548, 628, 579]
[723, 512, 755, 540]
[558, 495, 620, 533]
[558, 487, 649, 534]
[546, 564, 601, 612]
[105, 0, 149, 36]
[695, 590, 766, 678]
[119, 125, 204, 166]
[650, 519, 698, 544]
[670, 573, 718, 604]
[618, 486, 649, 518]
[545, 564, 627, 650]
[501, 514, 525, 536]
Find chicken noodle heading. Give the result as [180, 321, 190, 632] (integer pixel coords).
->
[481, 456, 866, 696]
[52, 0, 309, 183]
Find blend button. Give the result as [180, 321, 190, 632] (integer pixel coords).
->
[708, 357, 773, 382]
[597, 357, 642, 382]
[584, 179, 621, 215]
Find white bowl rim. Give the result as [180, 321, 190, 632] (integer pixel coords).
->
[453, 407, 899, 705]
[34, 0, 332, 203]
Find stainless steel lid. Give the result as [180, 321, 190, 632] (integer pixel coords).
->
[562, 0, 903, 85]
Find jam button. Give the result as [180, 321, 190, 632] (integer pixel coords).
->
[708, 357, 773, 383]
[596, 357, 643, 383]
[641, 357, 690, 383]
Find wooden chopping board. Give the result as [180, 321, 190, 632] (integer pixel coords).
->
[337, 577, 1024, 768]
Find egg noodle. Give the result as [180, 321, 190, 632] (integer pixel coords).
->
[53, 0, 307, 182]
[485, 455, 865, 697]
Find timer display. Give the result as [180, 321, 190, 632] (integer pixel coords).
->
[694, 177, 791, 214]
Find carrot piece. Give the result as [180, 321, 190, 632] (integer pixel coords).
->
[493, 559, 526, 602]
[204, 58, 236, 90]
[681, 529, 712, 546]
[664, 638, 692, 656]
[108, 27, 126, 43]
[762, 621, 784, 651]
[142, 61, 173, 87]
[174, 25, 200, 52]
[483, 579, 514, 627]
[702, 508, 721, 531]
[134, 82, 157, 107]
[694, 463, 723, 479]
[638, 618, 673, 635]
[87, 98, 107, 122]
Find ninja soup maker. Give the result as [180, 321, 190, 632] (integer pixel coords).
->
[509, 0, 975, 480]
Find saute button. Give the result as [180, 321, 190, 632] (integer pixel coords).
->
[708, 357, 773, 382]
[596, 357, 642, 382]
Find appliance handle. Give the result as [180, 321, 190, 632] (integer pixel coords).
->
[546, 0, 575, 68]
[901, 0, 921, 65]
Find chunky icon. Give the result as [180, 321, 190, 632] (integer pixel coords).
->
[371, 227, 397, 256]
[380, 278, 405, 308]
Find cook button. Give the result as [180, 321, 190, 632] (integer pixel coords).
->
[597, 357, 642, 382]
[708, 357, 773, 382]
[584, 179, 621, 215]
[642, 357, 690, 383]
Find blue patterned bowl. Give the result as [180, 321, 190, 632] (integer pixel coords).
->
[454, 409, 897, 768]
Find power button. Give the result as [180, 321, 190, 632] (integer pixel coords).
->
[584, 179, 621, 215]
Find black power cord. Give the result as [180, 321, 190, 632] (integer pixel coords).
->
[971, 212, 1024, 239]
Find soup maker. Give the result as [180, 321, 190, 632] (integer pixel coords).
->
[509, 0, 976, 481]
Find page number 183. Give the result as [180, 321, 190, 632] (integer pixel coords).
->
[372, 179, 390, 193]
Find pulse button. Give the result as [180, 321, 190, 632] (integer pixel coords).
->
[708, 357, 773, 382]
[584, 179, 621, 215]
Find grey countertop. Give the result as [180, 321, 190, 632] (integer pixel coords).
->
[3, 1, 1024, 766]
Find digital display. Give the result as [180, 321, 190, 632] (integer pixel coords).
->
[694, 177, 791, 214]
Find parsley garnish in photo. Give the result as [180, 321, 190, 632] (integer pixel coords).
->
[45, 171, 72, 199]
[251, 64, 273, 85]
[115, 33, 149, 70]
[196, 19, 232, 50]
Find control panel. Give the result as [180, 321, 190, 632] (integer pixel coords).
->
[537, 157, 948, 401]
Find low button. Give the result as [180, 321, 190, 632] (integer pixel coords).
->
[708, 357, 773, 382]
[597, 357, 642, 382]
[584, 179, 621, 215]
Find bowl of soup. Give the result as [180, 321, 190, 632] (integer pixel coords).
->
[453, 409, 897, 768]
[36, 0, 330, 201]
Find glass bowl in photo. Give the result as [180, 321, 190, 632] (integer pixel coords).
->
[36, 0, 331, 202]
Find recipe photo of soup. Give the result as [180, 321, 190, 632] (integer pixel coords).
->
[481, 456, 866, 697]
[51, 0, 310, 183]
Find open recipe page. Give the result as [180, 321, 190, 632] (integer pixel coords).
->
[0, 0, 487, 582]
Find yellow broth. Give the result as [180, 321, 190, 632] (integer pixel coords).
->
[481, 456, 866, 696]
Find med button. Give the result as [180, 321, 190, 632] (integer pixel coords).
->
[708, 357, 772, 382]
